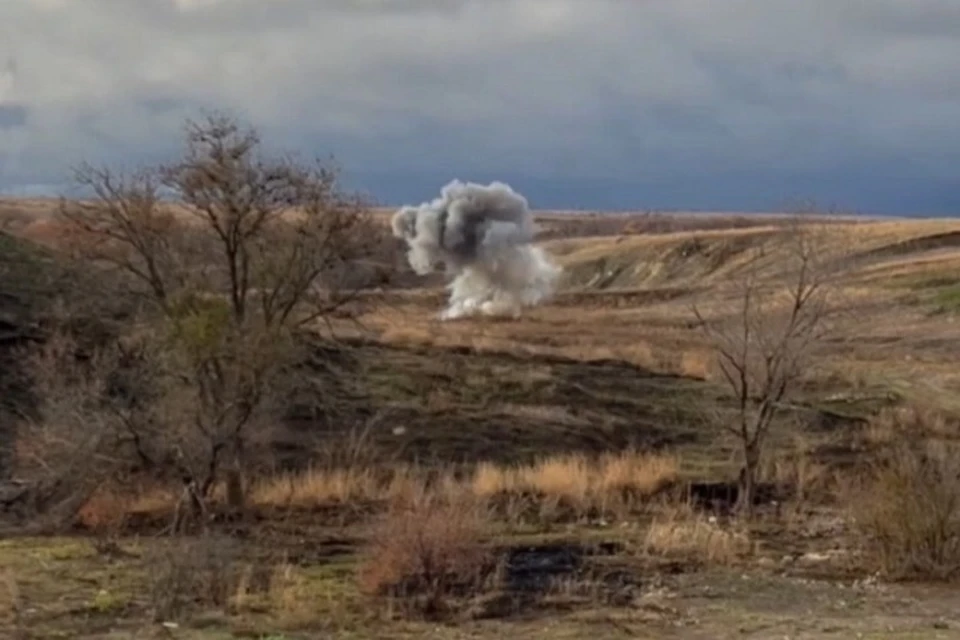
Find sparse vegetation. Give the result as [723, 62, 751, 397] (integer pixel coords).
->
[4, 115, 960, 638]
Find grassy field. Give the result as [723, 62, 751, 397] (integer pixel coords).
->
[2, 199, 960, 638]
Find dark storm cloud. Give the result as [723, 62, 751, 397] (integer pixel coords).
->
[0, 0, 958, 214]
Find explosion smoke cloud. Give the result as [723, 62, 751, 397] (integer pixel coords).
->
[391, 179, 561, 320]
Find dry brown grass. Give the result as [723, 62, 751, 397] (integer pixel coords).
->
[74, 449, 679, 523]
[595, 451, 681, 495]
[862, 405, 960, 447]
[678, 348, 712, 379]
[250, 467, 380, 509]
[69, 450, 679, 530]
[642, 502, 754, 565]
[471, 451, 678, 508]
[263, 561, 315, 624]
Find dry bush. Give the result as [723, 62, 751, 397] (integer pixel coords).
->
[10, 330, 176, 528]
[847, 440, 960, 581]
[356, 492, 497, 619]
[641, 502, 754, 566]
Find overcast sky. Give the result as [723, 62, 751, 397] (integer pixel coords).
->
[1, 0, 958, 215]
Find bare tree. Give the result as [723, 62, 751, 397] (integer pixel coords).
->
[692, 219, 836, 516]
[49, 112, 390, 517]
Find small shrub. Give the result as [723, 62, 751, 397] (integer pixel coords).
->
[847, 440, 960, 580]
[356, 493, 497, 618]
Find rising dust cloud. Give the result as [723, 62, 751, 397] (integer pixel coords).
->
[391, 180, 562, 320]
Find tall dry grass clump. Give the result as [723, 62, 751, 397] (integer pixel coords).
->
[594, 450, 680, 496]
[471, 450, 678, 517]
[242, 451, 676, 522]
[641, 502, 753, 566]
[356, 492, 497, 619]
[250, 467, 379, 509]
[847, 438, 960, 581]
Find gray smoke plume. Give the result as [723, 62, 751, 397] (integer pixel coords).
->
[391, 179, 561, 320]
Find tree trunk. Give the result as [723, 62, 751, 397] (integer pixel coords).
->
[224, 438, 246, 513]
[737, 442, 760, 517]
[225, 467, 245, 512]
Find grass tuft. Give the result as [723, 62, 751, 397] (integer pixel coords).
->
[642, 502, 753, 566]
